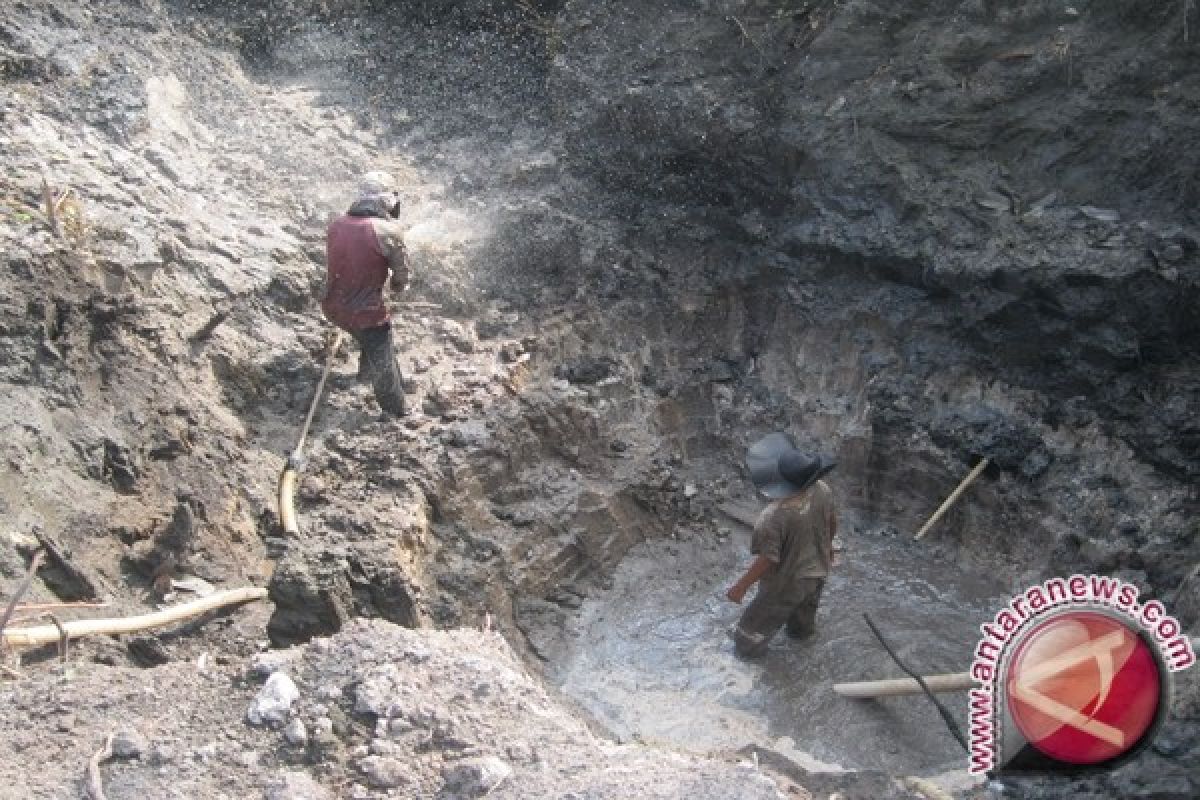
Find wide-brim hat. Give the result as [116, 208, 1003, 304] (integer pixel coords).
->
[746, 432, 836, 499]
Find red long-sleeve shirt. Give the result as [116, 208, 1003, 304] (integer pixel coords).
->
[320, 213, 409, 331]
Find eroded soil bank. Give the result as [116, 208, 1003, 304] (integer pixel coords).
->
[1, 1, 1198, 798]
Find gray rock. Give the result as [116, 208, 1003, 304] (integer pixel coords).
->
[1159, 242, 1184, 263]
[250, 650, 302, 679]
[247, 672, 300, 726]
[146, 743, 176, 766]
[266, 555, 355, 646]
[360, 755, 415, 789]
[442, 755, 512, 797]
[439, 319, 476, 353]
[265, 771, 333, 800]
[111, 728, 148, 759]
[1079, 205, 1120, 222]
[369, 738, 399, 756]
[555, 356, 615, 385]
[101, 437, 142, 493]
[315, 683, 342, 701]
[354, 664, 405, 715]
[283, 718, 308, 747]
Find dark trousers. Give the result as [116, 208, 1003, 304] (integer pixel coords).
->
[734, 578, 825, 659]
[352, 324, 406, 416]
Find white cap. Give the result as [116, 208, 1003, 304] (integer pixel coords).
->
[352, 171, 400, 216]
[358, 170, 398, 197]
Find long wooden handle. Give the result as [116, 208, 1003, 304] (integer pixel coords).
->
[833, 671, 975, 698]
[1, 587, 268, 648]
[293, 331, 343, 459]
[914, 458, 990, 540]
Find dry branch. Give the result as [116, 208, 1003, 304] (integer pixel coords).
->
[0, 548, 45, 646]
[1, 587, 268, 649]
[188, 306, 231, 344]
[12, 601, 110, 613]
[85, 734, 114, 800]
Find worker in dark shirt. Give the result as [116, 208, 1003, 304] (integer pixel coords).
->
[727, 432, 838, 658]
[320, 171, 410, 416]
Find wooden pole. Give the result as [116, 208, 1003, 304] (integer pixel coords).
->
[85, 734, 114, 800]
[293, 331, 343, 461]
[1, 587, 268, 649]
[914, 458, 990, 540]
[833, 671, 975, 698]
[277, 330, 342, 536]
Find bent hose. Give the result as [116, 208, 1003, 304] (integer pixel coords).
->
[278, 466, 301, 535]
[277, 331, 343, 535]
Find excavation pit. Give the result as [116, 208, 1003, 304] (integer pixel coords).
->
[543, 508, 1010, 775]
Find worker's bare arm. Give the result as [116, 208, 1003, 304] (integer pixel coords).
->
[726, 555, 776, 603]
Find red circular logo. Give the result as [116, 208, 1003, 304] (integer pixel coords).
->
[1005, 611, 1163, 765]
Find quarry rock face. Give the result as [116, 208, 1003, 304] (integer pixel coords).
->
[0, 0, 1196, 797]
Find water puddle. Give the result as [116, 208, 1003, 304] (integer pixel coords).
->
[550, 509, 1012, 774]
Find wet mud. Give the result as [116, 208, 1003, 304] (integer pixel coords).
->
[552, 509, 1011, 775]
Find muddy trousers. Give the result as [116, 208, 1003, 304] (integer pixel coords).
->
[351, 323, 406, 416]
[734, 578, 825, 659]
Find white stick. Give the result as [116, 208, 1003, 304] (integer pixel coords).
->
[914, 458, 990, 540]
[1, 587, 268, 648]
[85, 734, 114, 800]
[833, 671, 975, 698]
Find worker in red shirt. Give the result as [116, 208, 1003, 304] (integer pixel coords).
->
[320, 171, 410, 416]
